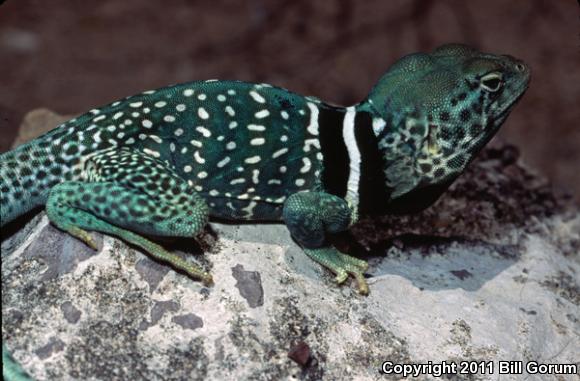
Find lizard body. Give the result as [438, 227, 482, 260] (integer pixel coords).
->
[1, 44, 529, 380]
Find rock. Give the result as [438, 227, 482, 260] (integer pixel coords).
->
[2, 110, 579, 381]
[11, 108, 75, 148]
[231, 264, 264, 308]
[288, 341, 311, 366]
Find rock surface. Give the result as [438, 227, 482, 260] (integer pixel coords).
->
[10, 108, 75, 147]
[2, 110, 579, 381]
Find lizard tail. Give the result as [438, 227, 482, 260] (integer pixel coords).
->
[3, 344, 33, 381]
[0, 142, 60, 227]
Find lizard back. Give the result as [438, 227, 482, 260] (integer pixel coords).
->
[1, 80, 335, 224]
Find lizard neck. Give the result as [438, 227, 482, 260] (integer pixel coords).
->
[317, 101, 390, 217]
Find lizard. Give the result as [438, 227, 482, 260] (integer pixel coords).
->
[1, 44, 529, 380]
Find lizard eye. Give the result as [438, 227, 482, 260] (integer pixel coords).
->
[480, 72, 503, 92]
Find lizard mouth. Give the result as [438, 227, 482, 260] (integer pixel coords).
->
[495, 78, 530, 119]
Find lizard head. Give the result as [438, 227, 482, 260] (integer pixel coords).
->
[367, 43, 530, 201]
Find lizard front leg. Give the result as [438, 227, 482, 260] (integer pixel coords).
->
[45, 147, 212, 284]
[282, 191, 369, 294]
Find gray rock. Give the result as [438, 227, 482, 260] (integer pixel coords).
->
[2, 143, 579, 381]
[34, 338, 65, 360]
[231, 264, 264, 308]
[172, 314, 204, 331]
[21, 223, 101, 281]
[151, 300, 181, 325]
[60, 302, 82, 324]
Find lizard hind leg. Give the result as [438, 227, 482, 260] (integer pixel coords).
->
[45, 148, 212, 285]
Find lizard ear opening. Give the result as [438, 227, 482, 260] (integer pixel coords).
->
[427, 124, 440, 155]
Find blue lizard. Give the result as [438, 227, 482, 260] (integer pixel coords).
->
[1, 44, 530, 380]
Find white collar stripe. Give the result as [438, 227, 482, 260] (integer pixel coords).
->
[342, 106, 360, 209]
[306, 102, 319, 136]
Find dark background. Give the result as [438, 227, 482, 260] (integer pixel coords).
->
[0, 0, 578, 201]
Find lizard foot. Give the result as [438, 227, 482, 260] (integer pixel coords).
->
[104, 227, 214, 285]
[303, 247, 369, 295]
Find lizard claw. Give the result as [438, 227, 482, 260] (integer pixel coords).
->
[304, 247, 371, 295]
[335, 271, 349, 284]
[201, 273, 214, 287]
[352, 272, 369, 295]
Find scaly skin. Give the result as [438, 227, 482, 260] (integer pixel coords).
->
[1, 44, 530, 380]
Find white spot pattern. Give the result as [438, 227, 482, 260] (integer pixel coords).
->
[255, 109, 270, 119]
[143, 148, 160, 158]
[244, 156, 261, 164]
[196, 126, 211, 137]
[225, 106, 235, 117]
[272, 148, 288, 158]
[198, 107, 210, 119]
[250, 138, 265, 146]
[247, 124, 265, 131]
[249, 90, 266, 103]
[252, 169, 260, 184]
[194, 151, 206, 164]
[217, 157, 231, 168]
[300, 157, 312, 173]
[150, 135, 162, 143]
